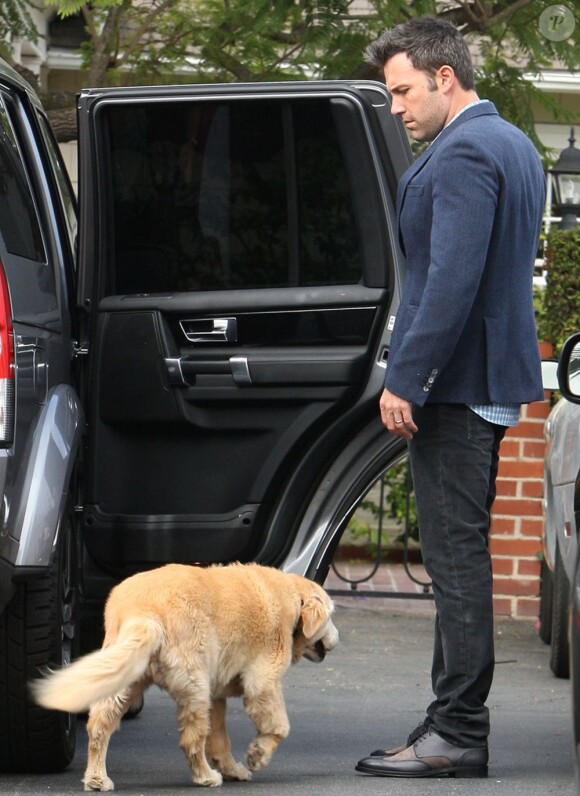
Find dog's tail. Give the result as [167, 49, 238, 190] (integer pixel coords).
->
[30, 617, 163, 714]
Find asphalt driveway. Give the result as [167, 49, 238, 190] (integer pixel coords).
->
[1, 599, 575, 795]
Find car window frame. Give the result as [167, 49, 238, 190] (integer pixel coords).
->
[0, 89, 47, 264]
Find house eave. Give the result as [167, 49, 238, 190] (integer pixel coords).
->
[524, 70, 580, 93]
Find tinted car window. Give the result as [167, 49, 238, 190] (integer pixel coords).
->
[0, 94, 45, 262]
[37, 114, 78, 259]
[102, 98, 363, 294]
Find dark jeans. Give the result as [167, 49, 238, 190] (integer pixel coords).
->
[407, 403, 506, 748]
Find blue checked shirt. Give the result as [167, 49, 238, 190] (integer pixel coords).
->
[469, 403, 520, 427]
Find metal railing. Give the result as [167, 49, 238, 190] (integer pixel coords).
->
[328, 462, 434, 601]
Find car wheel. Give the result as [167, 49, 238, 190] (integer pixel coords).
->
[0, 502, 79, 771]
[79, 611, 104, 656]
[550, 544, 570, 679]
[539, 557, 554, 645]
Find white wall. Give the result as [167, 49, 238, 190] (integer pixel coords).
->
[59, 141, 78, 194]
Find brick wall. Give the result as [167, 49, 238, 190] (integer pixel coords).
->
[490, 343, 554, 620]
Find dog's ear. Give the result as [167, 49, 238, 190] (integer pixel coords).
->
[300, 594, 329, 639]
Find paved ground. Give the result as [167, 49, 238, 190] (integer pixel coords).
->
[1, 564, 575, 795]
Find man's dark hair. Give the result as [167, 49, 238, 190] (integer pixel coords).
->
[364, 16, 475, 91]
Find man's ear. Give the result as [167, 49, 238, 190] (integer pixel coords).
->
[436, 64, 455, 92]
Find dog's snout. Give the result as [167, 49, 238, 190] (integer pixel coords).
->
[326, 622, 339, 651]
[315, 640, 326, 660]
[302, 618, 339, 663]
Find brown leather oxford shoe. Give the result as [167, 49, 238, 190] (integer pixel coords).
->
[357, 727, 488, 778]
[369, 721, 430, 757]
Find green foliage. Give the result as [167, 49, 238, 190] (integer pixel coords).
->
[534, 283, 548, 339]
[0, 0, 38, 44]
[346, 459, 418, 558]
[386, 460, 419, 543]
[187, 0, 377, 83]
[51, 0, 121, 16]
[471, 1, 579, 158]
[29, 0, 578, 149]
[539, 227, 580, 356]
[346, 513, 385, 557]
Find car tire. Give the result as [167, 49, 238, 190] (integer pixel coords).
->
[539, 557, 554, 645]
[0, 502, 79, 772]
[550, 544, 570, 679]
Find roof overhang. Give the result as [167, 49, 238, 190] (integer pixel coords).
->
[524, 70, 580, 93]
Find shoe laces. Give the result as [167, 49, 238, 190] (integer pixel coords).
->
[407, 721, 430, 746]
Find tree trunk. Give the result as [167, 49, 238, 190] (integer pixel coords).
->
[85, 4, 127, 87]
[46, 106, 78, 143]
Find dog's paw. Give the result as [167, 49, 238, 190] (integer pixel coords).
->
[223, 761, 252, 781]
[193, 769, 223, 788]
[246, 741, 269, 772]
[83, 775, 115, 792]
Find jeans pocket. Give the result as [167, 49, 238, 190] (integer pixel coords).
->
[465, 407, 495, 454]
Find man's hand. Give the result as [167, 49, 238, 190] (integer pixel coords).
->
[379, 388, 418, 440]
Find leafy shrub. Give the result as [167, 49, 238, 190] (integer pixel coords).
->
[344, 459, 418, 558]
[538, 227, 580, 356]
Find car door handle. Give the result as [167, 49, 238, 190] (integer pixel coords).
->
[179, 317, 238, 343]
[164, 356, 251, 386]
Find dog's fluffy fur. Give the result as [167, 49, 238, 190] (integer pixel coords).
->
[31, 563, 338, 791]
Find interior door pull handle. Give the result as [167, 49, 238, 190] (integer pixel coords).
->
[164, 356, 252, 386]
[180, 317, 238, 343]
[230, 356, 252, 385]
[165, 358, 186, 386]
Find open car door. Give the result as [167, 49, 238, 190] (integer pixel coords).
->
[76, 81, 411, 587]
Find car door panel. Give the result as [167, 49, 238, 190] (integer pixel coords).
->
[77, 81, 410, 575]
[84, 296, 380, 566]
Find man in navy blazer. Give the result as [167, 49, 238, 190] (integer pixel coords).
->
[356, 17, 546, 780]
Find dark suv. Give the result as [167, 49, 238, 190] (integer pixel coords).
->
[0, 59, 412, 771]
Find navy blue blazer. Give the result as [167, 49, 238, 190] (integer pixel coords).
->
[385, 101, 546, 407]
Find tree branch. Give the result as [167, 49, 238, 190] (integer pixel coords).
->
[118, 0, 179, 65]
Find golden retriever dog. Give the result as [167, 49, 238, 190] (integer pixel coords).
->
[31, 563, 338, 791]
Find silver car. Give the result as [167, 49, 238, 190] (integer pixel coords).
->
[544, 332, 580, 790]
[541, 380, 580, 677]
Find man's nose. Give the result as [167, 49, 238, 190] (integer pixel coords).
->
[390, 96, 404, 115]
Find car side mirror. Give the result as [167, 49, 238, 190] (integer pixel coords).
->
[558, 332, 580, 403]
